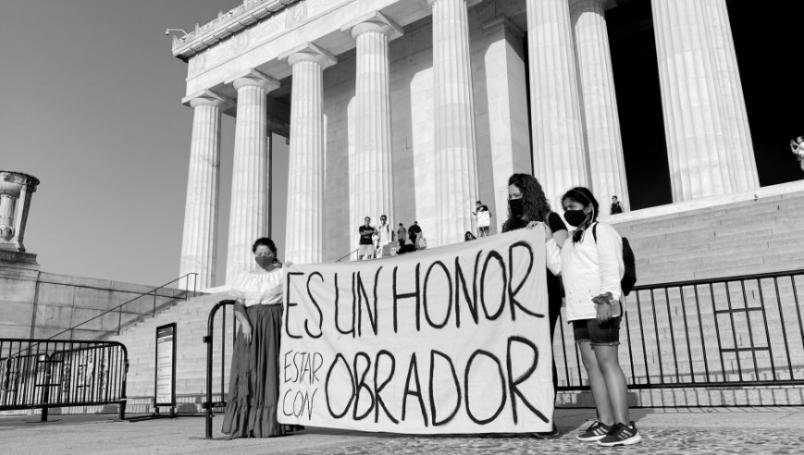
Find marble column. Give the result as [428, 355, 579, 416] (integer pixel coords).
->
[429, 0, 479, 246]
[284, 45, 335, 264]
[225, 73, 278, 284]
[350, 16, 397, 235]
[706, 0, 758, 192]
[526, 0, 589, 205]
[482, 17, 532, 233]
[652, 0, 734, 201]
[179, 94, 223, 289]
[570, 0, 629, 215]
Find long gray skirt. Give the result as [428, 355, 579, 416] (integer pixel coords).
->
[221, 303, 286, 438]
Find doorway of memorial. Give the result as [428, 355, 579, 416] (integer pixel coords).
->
[728, 0, 804, 186]
[606, 0, 671, 211]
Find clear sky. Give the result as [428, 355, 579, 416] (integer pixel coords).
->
[1, 0, 246, 286]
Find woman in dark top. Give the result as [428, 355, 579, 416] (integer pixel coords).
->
[502, 173, 568, 437]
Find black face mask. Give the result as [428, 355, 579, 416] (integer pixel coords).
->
[564, 209, 588, 227]
[255, 255, 275, 268]
[508, 198, 524, 218]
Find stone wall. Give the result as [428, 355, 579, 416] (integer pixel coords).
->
[0, 269, 187, 340]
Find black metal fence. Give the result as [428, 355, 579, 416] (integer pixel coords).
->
[555, 269, 804, 396]
[0, 339, 128, 421]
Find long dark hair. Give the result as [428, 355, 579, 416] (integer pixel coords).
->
[561, 187, 599, 242]
[251, 237, 278, 256]
[503, 173, 551, 229]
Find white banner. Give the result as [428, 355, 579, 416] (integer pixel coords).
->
[279, 228, 553, 434]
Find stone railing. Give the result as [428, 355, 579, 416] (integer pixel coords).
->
[171, 0, 301, 59]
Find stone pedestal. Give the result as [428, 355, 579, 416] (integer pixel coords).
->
[350, 15, 398, 235]
[571, 0, 629, 214]
[284, 45, 335, 264]
[225, 72, 278, 283]
[526, 0, 589, 204]
[179, 94, 222, 289]
[652, 0, 734, 201]
[429, 0, 479, 246]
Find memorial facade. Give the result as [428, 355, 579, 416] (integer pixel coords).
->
[171, 0, 760, 288]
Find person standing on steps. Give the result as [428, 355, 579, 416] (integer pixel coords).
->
[375, 214, 394, 258]
[357, 217, 376, 260]
[396, 222, 408, 251]
[610, 195, 624, 215]
[408, 221, 422, 249]
[473, 200, 491, 237]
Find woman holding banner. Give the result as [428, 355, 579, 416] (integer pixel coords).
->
[222, 237, 288, 438]
[502, 173, 568, 438]
[543, 187, 641, 447]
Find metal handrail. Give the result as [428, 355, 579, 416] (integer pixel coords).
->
[631, 267, 804, 291]
[335, 248, 359, 262]
[46, 273, 199, 340]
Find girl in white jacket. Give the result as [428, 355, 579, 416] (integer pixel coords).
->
[543, 187, 641, 447]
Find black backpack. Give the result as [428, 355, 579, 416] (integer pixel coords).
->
[592, 223, 637, 296]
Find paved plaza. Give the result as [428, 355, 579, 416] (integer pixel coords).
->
[2, 407, 803, 454]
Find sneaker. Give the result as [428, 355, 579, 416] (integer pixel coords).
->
[532, 425, 560, 439]
[597, 421, 642, 447]
[576, 420, 611, 442]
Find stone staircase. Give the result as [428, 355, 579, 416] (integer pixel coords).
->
[107, 292, 236, 413]
[610, 182, 804, 284]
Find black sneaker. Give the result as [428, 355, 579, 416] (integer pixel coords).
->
[531, 424, 560, 439]
[576, 420, 610, 442]
[597, 421, 642, 447]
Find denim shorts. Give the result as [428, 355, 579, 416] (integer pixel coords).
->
[572, 316, 622, 346]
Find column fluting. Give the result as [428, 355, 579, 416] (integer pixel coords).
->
[706, 0, 758, 192]
[652, 0, 734, 201]
[285, 50, 330, 264]
[526, 0, 589, 204]
[351, 20, 395, 234]
[179, 95, 222, 289]
[429, 0, 480, 246]
[225, 75, 275, 283]
[570, 0, 629, 214]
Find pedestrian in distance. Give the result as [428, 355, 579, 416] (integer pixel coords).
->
[408, 221, 422, 248]
[396, 222, 408, 250]
[357, 217, 376, 260]
[473, 200, 491, 237]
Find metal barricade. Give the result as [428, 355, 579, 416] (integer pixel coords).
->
[203, 300, 236, 439]
[0, 338, 128, 421]
[555, 269, 804, 396]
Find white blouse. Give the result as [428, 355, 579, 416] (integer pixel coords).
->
[231, 266, 284, 307]
[545, 222, 624, 321]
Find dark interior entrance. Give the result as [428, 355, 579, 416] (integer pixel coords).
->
[728, 0, 804, 186]
[606, 0, 670, 210]
[606, 0, 804, 210]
